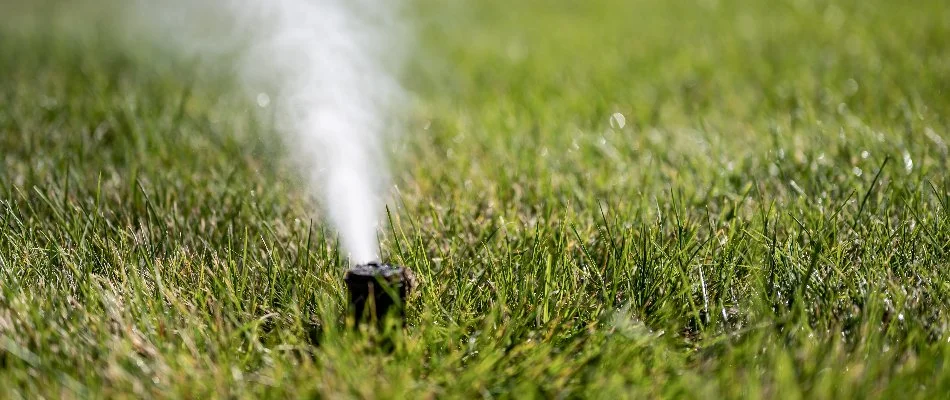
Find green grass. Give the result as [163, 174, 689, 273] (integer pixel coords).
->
[2, 0, 950, 397]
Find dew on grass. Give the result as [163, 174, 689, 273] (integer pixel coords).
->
[903, 151, 913, 172]
[790, 180, 805, 195]
[924, 127, 947, 153]
[837, 103, 848, 115]
[609, 112, 626, 129]
[852, 167, 863, 177]
[861, 150, 870, 159]
[256, 93, 271, 108]
[845, 78, 859, 96]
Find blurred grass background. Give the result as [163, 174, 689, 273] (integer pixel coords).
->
[1, 0, 949, 397]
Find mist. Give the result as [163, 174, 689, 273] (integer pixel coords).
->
[133, 0, 407, 264]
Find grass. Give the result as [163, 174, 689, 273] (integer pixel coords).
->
[2, 0, 949, 397]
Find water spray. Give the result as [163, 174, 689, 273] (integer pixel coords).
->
[131, 0, 414, 326]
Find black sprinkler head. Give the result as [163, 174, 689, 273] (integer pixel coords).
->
[343, 262, 416, 329]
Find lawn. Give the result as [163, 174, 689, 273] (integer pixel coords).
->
[1, 0, 949, 398]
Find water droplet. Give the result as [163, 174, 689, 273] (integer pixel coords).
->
[861, 150, 870, 159]
[924, 127, 947, 153]
[845, 78, 859, 96]
[903, 151, 913, 172]
[852, 167, 863, 177]
[837, 103, 848, 115]
[790, 180, 805, 195]
[609, 113, 626, 129]
[898, 313, 905, 321]
[256, 93, 271, 108]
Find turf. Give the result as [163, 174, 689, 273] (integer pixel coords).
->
[2, 0, 949, 397]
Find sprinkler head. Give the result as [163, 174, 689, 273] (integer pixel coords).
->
[344, 262, 416, 329]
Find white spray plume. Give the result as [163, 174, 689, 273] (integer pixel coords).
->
[133, 0, 406, 264]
